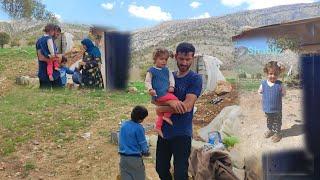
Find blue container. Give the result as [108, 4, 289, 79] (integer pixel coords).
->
[208, 131, 222, 145]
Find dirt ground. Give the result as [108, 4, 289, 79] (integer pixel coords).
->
[237, 88, 304, 178]
[193, 86, 239, 138]
[0, 70, 303, 180]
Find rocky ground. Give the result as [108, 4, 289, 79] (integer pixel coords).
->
[237, 88, 304, 179]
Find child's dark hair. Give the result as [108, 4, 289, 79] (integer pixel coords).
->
[43, 24, 56, 33]
[152, 48, 173, 62]
[131, 106, 148, 123]
[176, 42, 195, 56]
[61, 56, 67, 63]
[263, 61, 286, 75]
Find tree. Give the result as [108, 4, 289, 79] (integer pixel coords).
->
[0, 32, 10, 48]
[0, 0, 57, 21]
[267, 35, 300, 53]
[10, 37, 20, 47]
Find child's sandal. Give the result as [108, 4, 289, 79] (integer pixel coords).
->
[271, 133, 282, 143]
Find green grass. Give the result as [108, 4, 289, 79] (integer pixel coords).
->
[0, 81, 149, 156]
[0, 46, 36, 72]
[226, 77, 236, 84]
[24, 161, 36, 171]
[237, 79, 261, 91]
[0, 47, 150, 156]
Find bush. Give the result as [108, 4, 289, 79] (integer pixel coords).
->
[238, 72, 246, 79]
[27, 38, 35, 46]
[10, 39, 20, 47]
[0, 32, 10, 48]
[223, 135, 239, 148]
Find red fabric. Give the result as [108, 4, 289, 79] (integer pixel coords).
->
[155, 93, 178, 130]
[47, 58, 59, 77]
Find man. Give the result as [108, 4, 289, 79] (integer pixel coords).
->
[36, 24, 62, 88]
[155, 42, 202, 180]
[54, 26, 67, 54]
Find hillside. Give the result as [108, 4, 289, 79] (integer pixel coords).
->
[130, 2, 320, 71]
[1, 2, 319, 71]
[0, 19, 89, 44]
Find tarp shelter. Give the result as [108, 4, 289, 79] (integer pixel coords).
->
[232, 16, 320, 175]
[167, 54, 225, 92]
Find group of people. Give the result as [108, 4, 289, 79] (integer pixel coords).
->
[37, 23, 286, 180]
[118, 42, 286, 179]
[36, 24, 104, 89]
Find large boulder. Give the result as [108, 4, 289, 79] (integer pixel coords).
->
[215, 80, 232, 95]
[16, 76, 39, 88]
[198, 105, 241, 141]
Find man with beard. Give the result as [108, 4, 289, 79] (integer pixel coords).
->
[155, 42, 203, 180]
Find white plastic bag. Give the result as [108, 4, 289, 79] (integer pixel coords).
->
[203, 55, 225, 91]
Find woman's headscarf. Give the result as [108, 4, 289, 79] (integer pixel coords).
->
[81, 38, 101, 58]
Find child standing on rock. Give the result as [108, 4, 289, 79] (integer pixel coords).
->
[258, 61, 286, 143]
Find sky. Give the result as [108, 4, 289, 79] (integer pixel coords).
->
[0, 0, 319, 31]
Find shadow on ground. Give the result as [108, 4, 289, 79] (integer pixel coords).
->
[282, 123, 304, 138]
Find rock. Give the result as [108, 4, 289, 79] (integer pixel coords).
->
[233, 167, 245, 180]
[110, 131, 119, 144]
[215, 80, 232, 95]
[32, 140, 40, 145]
[16, 76, 39, 88]
[128, 87, 138, 93]
[81, 132, 91, 140]
[229, 145, 245, 169]
[0, 162, 5, 170]
[198, 105, 241, 141]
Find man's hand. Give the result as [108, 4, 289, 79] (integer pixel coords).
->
[167, 100, 187, 114]
[168, 86, 174, 93]
[149, 89, 157, 97]
[79, 61, 86, 66]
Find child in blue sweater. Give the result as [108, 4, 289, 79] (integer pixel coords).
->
[258, 61, 286, 143]
[58, 56, 74, 87]
[119, 105, 149, 180]
[145, 48, 178, 138]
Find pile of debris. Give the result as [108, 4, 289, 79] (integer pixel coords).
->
[193, 80, 238, 131]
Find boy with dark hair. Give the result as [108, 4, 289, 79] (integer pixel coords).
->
[119, 105, 150, 180]
[58, 56, 74, 87]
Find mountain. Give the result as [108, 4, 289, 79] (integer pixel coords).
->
[0, 19, 89, 44]
[1, 2, 319, 73]
[130, 2, 320, 71]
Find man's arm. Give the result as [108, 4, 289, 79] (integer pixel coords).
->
[37, 50, 49, 62]
[47, 38, 56, 58]
[155, 94, 197, 114]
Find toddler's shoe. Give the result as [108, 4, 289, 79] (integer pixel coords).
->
[264, 130, 274, 138]
[271, 133, 282, 143]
